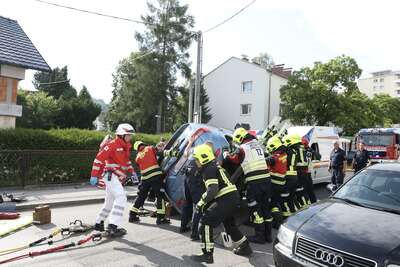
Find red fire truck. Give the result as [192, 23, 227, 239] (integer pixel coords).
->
[356, 128, 400, 163]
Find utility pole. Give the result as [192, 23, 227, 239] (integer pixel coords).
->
[188, 78, 194, 123]
[199, 105, 202, 124]
[194, 31, 203, 123]
[267, 69, 272, 125]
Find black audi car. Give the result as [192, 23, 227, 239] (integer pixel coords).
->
[274, 163, 400, 267]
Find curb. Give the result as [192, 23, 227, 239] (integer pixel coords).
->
[16, 194, 138, 211]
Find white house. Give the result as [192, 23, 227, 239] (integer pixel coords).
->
[203, 57, 290, 130]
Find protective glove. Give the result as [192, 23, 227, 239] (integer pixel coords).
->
[266, 156, 275, 166]
[223, 151, 230, 159]
[131, 172, 139, 184]
[195, 199, 205, 213]
[90, 176, 98, 186]
[164, 148, 178, 157]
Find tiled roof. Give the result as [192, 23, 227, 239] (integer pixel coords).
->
[204, 57, 291, 79]
[0, 16, 50, 72]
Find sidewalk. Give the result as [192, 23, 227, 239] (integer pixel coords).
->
[2, 185, 138, 211]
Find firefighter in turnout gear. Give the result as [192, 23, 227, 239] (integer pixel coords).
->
[266, 136, 297, 225]
[281, 134, 301, 214]
[90, 123, 135, 237]
[190, 144, 252, 264]
[129, 141, 170, 225]
[290, 134, 311, 209]
[225, 127, 273, 244]
[301, 137, 320, 203]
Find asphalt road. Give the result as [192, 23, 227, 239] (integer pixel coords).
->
[0, 184, 332, 267]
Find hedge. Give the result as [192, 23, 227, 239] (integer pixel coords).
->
[0, 128, 171, 187]
[0, 128, 171, 150]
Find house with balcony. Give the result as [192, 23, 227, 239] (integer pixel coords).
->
[0, 16, 50, 128]
[203, 56, 291, 130]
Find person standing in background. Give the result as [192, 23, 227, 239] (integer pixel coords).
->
[353, 143, 369, 173]
[329, 141, 346, 191]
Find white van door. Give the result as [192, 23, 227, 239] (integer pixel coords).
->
[310, 140, 332, 184]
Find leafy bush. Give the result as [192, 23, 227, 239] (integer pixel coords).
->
[0, 128, 171, 186]
[0, 128, 171, 150]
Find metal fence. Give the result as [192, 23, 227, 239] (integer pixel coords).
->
[0, 150, 97, 187]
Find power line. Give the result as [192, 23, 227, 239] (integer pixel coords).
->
[32, 0, 155, 25]
[203, 0, 257, 33]
[38, 80, 69, 85]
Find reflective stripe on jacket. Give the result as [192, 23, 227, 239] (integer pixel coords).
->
[268, 149, 287, 185]
[136, 146, 163, 180]
[240, 140, 269, 183]
[91, 137, 133, 183]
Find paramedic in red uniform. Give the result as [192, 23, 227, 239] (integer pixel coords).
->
[90, 123, 135, 237]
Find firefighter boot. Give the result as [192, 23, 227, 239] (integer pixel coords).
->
[272, 214, 283, 229]
[191, 252, 214, 264]
[94, 220, 105, 232]
[107, 224, 127, 238]
[156, 215, 171, 225]
[129, 210, 140, 223]
[233, 239, 253, 256]
[247, 223, 266, 244]
[265, 222, 273, 243]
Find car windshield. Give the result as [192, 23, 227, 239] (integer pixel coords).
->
[360, 134, 393, 146]
[333, 168, 400, 213]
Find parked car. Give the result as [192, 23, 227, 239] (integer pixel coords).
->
[273, 163, 400, 267]
[161, 123, 232, 213]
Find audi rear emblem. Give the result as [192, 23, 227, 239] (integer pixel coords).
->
[314, 248, 345, 267]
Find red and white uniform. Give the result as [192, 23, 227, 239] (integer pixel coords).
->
[91, 137, 134, 188]
[92, 137, 133, 227]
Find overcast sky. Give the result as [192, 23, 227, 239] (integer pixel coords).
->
[2, 0, 399, 103]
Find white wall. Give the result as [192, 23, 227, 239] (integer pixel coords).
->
[204, 57, 268, 130]
[358, 72, 400, 98]
[266, 74, 287, 125]
[0, 64, 25, 80]
[204, 57, 287, 130]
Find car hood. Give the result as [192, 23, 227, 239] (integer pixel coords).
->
[296, 199, 400, 259]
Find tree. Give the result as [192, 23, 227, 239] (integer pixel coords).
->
[169, 79, 212, 130]
[335, 91, 378, 135]
[33, 66, 77, 99]
[199, 82, 212, 123]
[16, 91, 58, 129]
[372, 94, 400, 126]
[280, 55, 362, 126]
[106, 0, 195, 133]
[33, 66, 101, 129]
[252, 52, 275, 69]
[105, 52, 161, 131]
[54, 86, 101, 129]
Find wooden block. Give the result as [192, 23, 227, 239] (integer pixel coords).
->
[34, 205, 49, 213]
[33, 206, 51, 224]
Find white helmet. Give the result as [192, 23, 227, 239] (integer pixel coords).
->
[115, 123, 135, 135]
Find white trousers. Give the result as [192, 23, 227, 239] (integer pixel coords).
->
[96, 173, 127, 227]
